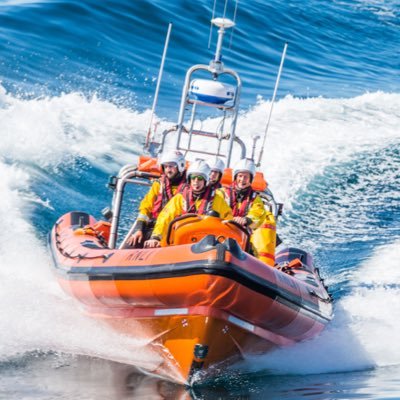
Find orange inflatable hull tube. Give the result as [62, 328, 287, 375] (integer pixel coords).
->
[49, 210, 333, 384]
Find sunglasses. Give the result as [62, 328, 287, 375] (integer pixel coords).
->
[190, 175, 205, 181]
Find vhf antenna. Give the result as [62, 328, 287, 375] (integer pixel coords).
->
[256, 42, 288, 166]
[208, 0, 239, 50]
[145, 23, 172, 150]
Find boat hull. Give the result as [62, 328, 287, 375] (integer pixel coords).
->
[49, 211, 333, 383]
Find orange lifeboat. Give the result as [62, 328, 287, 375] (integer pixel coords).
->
[49, 185, 332, 383]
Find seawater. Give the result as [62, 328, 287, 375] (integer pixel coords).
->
[0, 0, 399, 399]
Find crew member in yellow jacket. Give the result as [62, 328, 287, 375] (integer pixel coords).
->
[208, 157, 225, 189]
[126, 150, 187, 247]
[223, 158, 277, 266]
[144, 160, 233, 248]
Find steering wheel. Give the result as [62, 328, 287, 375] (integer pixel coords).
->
[166, 213, 201, 245]
[222, 219, 251, 235]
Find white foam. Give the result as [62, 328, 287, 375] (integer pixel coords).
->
[238, 92, 400, 207]
[0, 90, 157, 364]
[0, 162, 160, 369]
[0, 88, 158, 365]
[240, 240, 400, 375]
[341, 240, 400, 366]
[0, 89, 150, 172]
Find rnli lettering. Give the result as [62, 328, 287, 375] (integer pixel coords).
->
[125, 250, 154, 261]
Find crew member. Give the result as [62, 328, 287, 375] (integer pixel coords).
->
[223, 158, 277, 266]
[208, 157, 225, 189]
[126, 150, 187, 247]
[144, 160, 232, 248]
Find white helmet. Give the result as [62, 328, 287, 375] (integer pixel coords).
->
[233, 158, 256, 181]
[187, 160, 210, 183]
[209, 157, 225, 173]
[159, 150, 186, 174]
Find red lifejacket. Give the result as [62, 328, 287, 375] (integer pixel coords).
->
[225, 185, 257, 217]
[151, 174, 187, 219]
[182, 185, 216, 215]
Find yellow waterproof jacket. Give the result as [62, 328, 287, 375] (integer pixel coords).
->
[245, 195, 267, 229]
[251, 211, 277, 266]
[221, 187, 267, 230]
[151, 190, 233, 241]
[137, 179, 185, 223]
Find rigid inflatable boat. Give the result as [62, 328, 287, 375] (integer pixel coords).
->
[49, 14, 333, 384]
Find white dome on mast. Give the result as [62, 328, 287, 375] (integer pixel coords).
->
[211, 17, 235, 29]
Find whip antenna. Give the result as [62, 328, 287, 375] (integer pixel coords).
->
[208, 0, 218, 48]
[229, 0, 239, 48]
[145, 23, 172, 149]
[256, 42, 288, 167]
[222, 0, 228, 19]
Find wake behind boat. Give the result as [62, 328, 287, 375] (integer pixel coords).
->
[49, 12, 333, 385]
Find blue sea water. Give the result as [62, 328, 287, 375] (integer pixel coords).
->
[0, 0, 399, 398]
